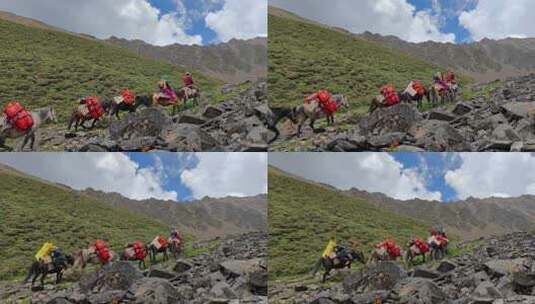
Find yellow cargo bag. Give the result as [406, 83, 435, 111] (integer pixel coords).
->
[35, 242, 54, 261]
[322, 239, 337, 258]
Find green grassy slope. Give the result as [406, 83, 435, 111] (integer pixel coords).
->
[268, 167, 430, 281]
[0, 18, 221, 121]
[0, 167, 181, 280]
[268, 11, 471, 111]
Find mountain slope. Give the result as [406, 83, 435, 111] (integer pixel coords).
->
[268, 167, 430, 280]
[82, 189, 267, 240]
[0, 165, 169, 280]
[268, 7, 470, 110]
[359, 32, 535, 83]
[344, 189, 535, 240]
[0, 16, 220, 121]
[107, 37, 267, 83]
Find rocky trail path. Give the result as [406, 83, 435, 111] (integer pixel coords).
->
[270, 231, 535, 304]
[1, 232, 267, 304]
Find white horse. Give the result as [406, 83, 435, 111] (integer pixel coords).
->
[0, 107, 57, 151]
[294, 94, 348, 137]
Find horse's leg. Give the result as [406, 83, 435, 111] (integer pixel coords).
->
[310, 119, 316, 133]
[19, 134, 29, 152]
[40, 272, 47, 288]
[67, 114, 75, 131]
[91, 119, 98, 129]
[322, 268, 330, 283]
[29, 133, 36, 151]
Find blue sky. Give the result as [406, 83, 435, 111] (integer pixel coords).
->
[391, 153, 462, 201]
[0, 0, 268, 46]
[270, 0, 535, 44]
[0, 153, 268, 202]
[269, 152, 535, 203]
[408, 0, 477, 43]
[148, 0, 223, 44]
[128, 152, 198, 201]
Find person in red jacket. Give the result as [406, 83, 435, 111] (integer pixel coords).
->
[182, 72, 194, 88]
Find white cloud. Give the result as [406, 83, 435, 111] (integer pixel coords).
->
[445, 153, 535, 200]
[269, 153, 442, 201]
[181, 153, 267, 199]
[206, 0, 268, 42]
[459, 0, 535, 41]
[269, 0, 455, 43]
[0, 0, 202, 46]
[0, 153, 177, 200]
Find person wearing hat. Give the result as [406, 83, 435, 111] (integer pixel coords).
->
[152, 79, 177, 105]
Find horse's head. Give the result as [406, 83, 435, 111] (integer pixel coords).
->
[43, 107, 58, 124]
[334, 95, 349, 110]
[348, 249, 366, 264]
[101, 99, 113, 114]
[65, 254, 75, 266]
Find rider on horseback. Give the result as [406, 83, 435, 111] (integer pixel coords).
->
[152, 80, 177, 106]
[170, 228, 182, 241]
[181, 72, 197, 100]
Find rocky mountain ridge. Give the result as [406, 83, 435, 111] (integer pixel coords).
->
[82, 188, 267, 240]
[359, 32, 535, 83]
[106, 36, 267, 83]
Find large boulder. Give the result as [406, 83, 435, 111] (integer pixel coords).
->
[79, 261, 144, 293]
[501, 102, 535, 120]
[484, 258, 532, 277]
[395, 278, 448, 304]
[409, 120, 471, 151]
[128, 278, 183, 304]
[359, 103, 422, 136]
[343, 262, 407, 293]
[109, 108, 172, 140]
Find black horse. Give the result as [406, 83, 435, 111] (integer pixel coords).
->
[109, 95, 152, 120]
[312, 248, 366, 283]
[399, 89, 431, 109]
[148, 244, 169, 264]
[24, 254, 74, 288]
[264, 107, 298, 144]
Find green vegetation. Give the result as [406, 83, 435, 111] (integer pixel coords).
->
[268, 13, 472, 112]
[0, 18, 221, 122]
[0, 169, 195, 281]
[462, 80, 502, 100]
[268, 167, 431, 281]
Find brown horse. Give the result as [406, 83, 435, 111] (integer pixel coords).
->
[0, 107, 57, 151]
[405, 241, 428, 265]
[168, 238, 183, 260]
[68, 99, 113, 131]
[427, 235, 449, 261]
[120, 244, 149, 269]
[430, 83, 458, 105]
[294, 94, 348, 137]
[368, 247, 401, 264]
[177, 87, 201, 108]
[72, 248, 117, 272]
